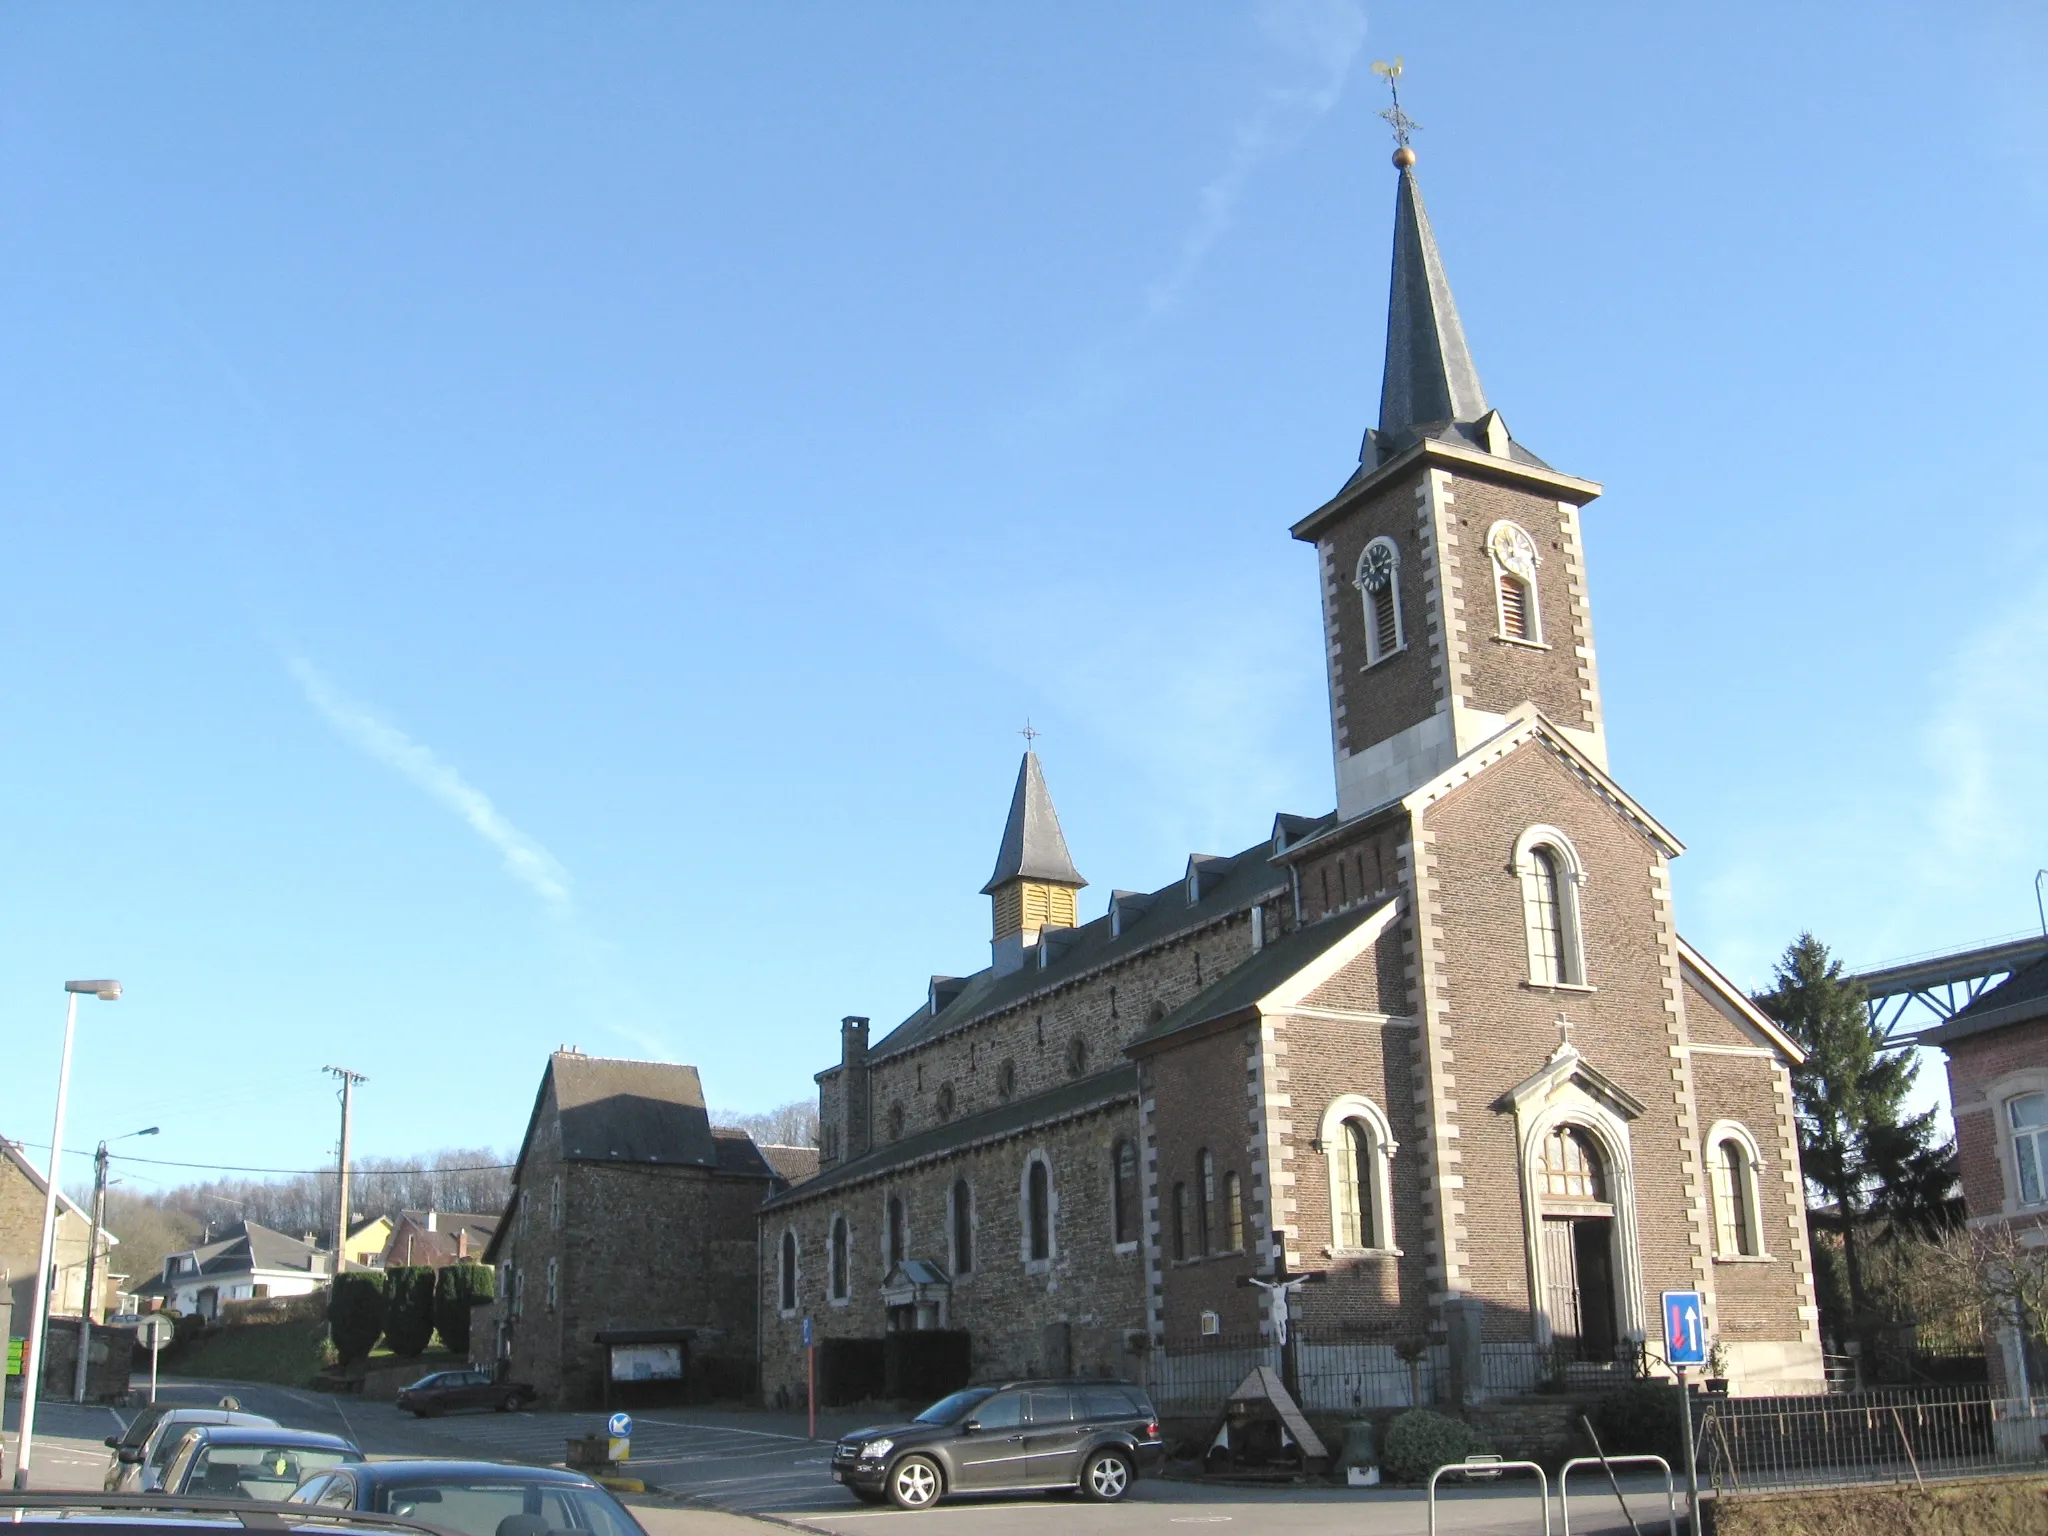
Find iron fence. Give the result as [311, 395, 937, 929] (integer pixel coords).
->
[1698, 1388, 2048, 1492]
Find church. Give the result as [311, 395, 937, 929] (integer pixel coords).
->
[757, 143, 1823, 1410]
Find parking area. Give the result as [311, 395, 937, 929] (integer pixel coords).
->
[9, 1379, 1674, 1535]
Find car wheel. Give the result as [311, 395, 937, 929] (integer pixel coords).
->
[1080, 1449, 1132, 1502]
[499, 1392, 525, 1412]
[887, 1455, 943, 1510]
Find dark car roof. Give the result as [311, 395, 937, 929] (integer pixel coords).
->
[157, 1410, 279, 1428]
[180, 1427, 360, 1451]
[349, 1463, 604, 1488]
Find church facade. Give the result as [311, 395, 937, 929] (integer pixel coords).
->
[757, 149, 1823, 1407]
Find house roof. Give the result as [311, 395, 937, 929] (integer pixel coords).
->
[1923, 953, 2048, 1047]
[982, 751, 1085, 893]
[711, 1130, 778, 1178]
[763, 1065, 1139, 1211]
[140, 1222, 325, 1295]
[756, 1144, 821, 1185]
[864, 831, 1289, 1067]
[1677, 938, 1808, 1065]
[1, 1138, 105, 1232]
[551, 1053, 720, 1167]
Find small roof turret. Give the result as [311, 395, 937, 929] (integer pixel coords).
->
[982, 751, 1085, 894]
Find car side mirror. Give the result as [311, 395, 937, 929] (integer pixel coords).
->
[105, 1436, 122, 1449]
[120, 1448, 145, 1464]
[960, 1420, 981, 1435]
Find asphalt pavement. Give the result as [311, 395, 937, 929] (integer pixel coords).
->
[7, 1378, 1681, 1535]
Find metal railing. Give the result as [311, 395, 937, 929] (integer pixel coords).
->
[1698, 1388, 2048, 1491]
[1558, 1454, 1677, 1536]
[1427, 1457, 1550, 1536]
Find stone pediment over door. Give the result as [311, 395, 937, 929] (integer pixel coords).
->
[1497, 1043, 1649, 1348]
[882, 1259, 952, 1331]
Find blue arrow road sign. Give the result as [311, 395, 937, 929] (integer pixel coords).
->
[1662, 1290, 1707, 1366]
[608, 1413, 633, 1438]
[802, 1316, 813, 1348]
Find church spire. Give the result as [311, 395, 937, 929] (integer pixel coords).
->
[983, 750, 1085, 976]
[1374, 152, 1490, 454]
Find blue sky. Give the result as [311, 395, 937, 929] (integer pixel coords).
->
[2, 3, 2043, 1189]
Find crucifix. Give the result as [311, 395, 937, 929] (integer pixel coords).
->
[1237, 1233, 1328, 1347]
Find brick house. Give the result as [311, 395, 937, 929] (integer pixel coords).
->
[1925, 955, 2048, 1393]
[381, 1209, 499, 1270]
[480, 1051, 791, 1407]
[758, 146, 1822, 1408]
[2, 1137, 118, 1327]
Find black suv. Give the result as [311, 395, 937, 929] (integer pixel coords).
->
[831, 1380, 1163, 1509]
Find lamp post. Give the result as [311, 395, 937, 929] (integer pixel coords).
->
[74, 1126, 157, 1403]
[13, 979, 120, 1491]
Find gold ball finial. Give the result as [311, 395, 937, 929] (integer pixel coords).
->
[1392, 145, 1416, 169]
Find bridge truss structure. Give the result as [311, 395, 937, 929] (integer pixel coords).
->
[1851, 934, 2048, 1046]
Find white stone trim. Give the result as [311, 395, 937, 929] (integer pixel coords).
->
[1317, 1093, 1399, 1254]
[1703, 1119, 1770, 1259]
[1355, 536, 1407, 666]
[1677, 940, 1808, 1065]
[1514, 1096, 1646, 1347]
[1511, 823, 1589, 987]
[777, 1227, 801, 1317]
[1983, 1070, 2048, 1216]
[1020, 1149, 1058, 1273]
[1556, 499, 1609, 768]
[1484, 519, 1544, 644]
[827, 1211, 852, 1307]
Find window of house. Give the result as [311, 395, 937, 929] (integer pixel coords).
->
[550, 1177, 562, 1231]
[1487, 520, 1542, 643]
[510, 1267, 523, 1317]
[1172, 1183, 1188, 1261]
[1112, 1139, 1137, 1245]
[1323, 1095, 1397, 1253]
[2012, 1093, 2048, 1206]
[887, 1196, 906, 1267]
[544, 1257, 558, 1312]
[951, 1179, 973, 1274]
[1195, 1150, 1215, 1254]
[1027, 1159, 1051, 1263]
[1356, 537, 1405, 665]
[1711, 1138, 1758, 1256]
[1514, 827, 1587, 987]
[1223, 1171, 1243, 1252]
[780, 1231, 798, 1312]
[830, 1216, 849, 1301]
[1337, 1119, 1372, 1248]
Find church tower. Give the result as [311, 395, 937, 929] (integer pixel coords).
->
[982, 750, 1087, 976]
[1293, 146, 1610, 821]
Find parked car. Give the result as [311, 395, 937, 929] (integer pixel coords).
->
[1, 1490, 448, 1536]
[830, 1380, 1165, 1509]
[106, 1407, 280, 1492]
[288, 1460, 646, 1536]
[159, 1426, 363, 1502]
[394, 1370, 536, 1417]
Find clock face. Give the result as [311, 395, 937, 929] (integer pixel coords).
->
[1359, 541, 1395, 591]
[1489, 522, 1538, 579]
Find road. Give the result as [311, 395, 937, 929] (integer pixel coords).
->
[8, 1378, 1682, 1535]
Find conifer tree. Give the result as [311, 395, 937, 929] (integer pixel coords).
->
[1754, 932, 1955, 1320]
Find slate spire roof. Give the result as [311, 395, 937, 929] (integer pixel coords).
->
[981, 751, 1085, 894]
[1377, 161, 1488, 447]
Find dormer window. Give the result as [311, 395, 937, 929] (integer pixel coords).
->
[1488, 521, 1543, 644]
[1355, 537, 1405, 665]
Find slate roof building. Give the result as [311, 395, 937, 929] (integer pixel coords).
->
[134, 1222, 329, 1320]
[380, 1209, 500, 1270]
[760, 145, 1822, 1409]
[481, 1051, 797, 1407]
[1, 1137, 119, 1326]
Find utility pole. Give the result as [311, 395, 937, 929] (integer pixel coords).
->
[323, 1067, 367, 1274]
[72, 1142, 111, 1404]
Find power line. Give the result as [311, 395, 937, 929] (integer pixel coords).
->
[7, 1140, 512, 1177]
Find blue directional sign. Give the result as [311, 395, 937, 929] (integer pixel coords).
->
[607, 1413, 633, 1438]
[801, 1316, 813, 1348]
[1662, 1290, 1707, 1367]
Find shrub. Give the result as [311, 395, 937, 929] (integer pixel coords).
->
[327, 1273, 387, 1366]
[1380, 1408, 1491, 1484]
[382, 1266, 437, 1356]
[433, 1264, 495, 1358]
[1585, 1380, 1687, 1463]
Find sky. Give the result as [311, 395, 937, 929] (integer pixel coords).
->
[2, 3, 2044, 1197]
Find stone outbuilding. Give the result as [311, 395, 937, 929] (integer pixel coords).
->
[481, 1051, 793, 1407]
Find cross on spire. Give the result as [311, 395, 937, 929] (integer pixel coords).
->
[1371, 56, 1422, 150]
[1019, 719, 1041, 750]
[1556, 1012, 1577, 1051]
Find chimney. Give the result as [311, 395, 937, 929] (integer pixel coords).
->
[456, 1227, 470, 1261]
[841, 1016, 872, 1161]
[426, 1210, 438, 1233]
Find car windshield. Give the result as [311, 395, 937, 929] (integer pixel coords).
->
[153, 1429, 204, 1468]
[190, 1446, 358, 1501]
[119, 1406, 170, 1449]
[915, 1388, 996, 1426]
[372, 1479, 644, 1536]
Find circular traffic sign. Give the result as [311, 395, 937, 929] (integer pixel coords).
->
[607, 1412, 632, 1438]
[137, 1314, 175, 1352]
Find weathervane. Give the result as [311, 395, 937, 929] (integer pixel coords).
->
[1371, 56, 1421, 161]
[1019, 719, 1041, 750]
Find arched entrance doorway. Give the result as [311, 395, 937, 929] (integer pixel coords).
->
[1536, 1125, 1618, 1359]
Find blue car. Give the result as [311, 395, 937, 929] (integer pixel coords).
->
[288, 1461, 647, 1536]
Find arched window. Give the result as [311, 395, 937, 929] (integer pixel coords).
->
[1195, 1150, 1215, 1255]
[544, 1257, 558, 1312]
[1514, 826, 1587, 987]
[1356, 536, 1405, 665]
[1172, 1183, 1188, 1261]
[951, 1179, 974, 1274]
[887, 1196, 906, 1267]
[2011, 1093, 2048, 1207]
[1540, 1125, 1608, 1202]
[1321, 1095, 1398, 1253]
[1112, 1139, 1137, 1246]
[550, 1177, 562, 1230]
[1487, 520, 1542, 643]
[830, 1216, 849, 1301]
[779, 1231, 798, 1312]
[1223, 1170, 1244, 1252]
[1026, 1159, 1051, 1263]
[1706, 1122, 1767, 1257]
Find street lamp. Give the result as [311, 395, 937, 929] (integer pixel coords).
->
[12, 979, 121, 1490]
[74, 1126, 158, 1404]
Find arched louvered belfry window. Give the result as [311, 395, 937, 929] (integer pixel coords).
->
[1356, 537, 1405, 665]
[1487, 520, 1542, 643]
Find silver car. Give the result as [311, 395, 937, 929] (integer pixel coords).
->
[106, 1406, 278, 1492]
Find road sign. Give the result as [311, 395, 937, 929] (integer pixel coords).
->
[607, 1412, 632, 1438]
[137, 1315, 175, 1353]
[801, 1316, 813, 1348]
[1662, 1290, 1707, 1367]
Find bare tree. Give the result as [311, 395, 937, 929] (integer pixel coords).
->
[711, 1100, 819, 1149]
